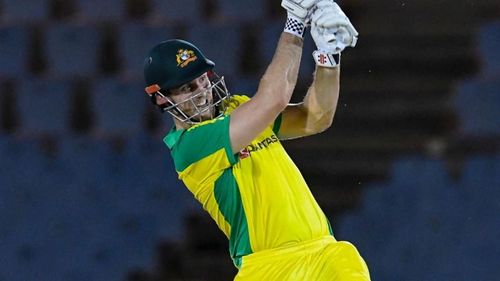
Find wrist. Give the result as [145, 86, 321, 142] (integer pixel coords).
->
[284, 13, 307, 38]
[312, 50, 340, 68]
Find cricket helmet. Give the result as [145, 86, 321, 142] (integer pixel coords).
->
[143, 39, 231, 124]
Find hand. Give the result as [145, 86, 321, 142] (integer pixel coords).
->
[311, 0, 358, 51]
[311, 25, 354, 54]
[281, 0, 317, 22]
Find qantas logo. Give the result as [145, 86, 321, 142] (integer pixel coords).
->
[239, 134, 279, 159]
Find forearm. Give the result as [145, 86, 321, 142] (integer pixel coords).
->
[257, 32, 303, 111]
[275, 0, 357, 140]
[228, 33, 303, 153]
[302, 66, 340, 130]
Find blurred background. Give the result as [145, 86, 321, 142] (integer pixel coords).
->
[0, 0, 499, 280]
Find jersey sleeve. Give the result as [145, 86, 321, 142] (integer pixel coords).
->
[272, 113, 283, 135]
[168, 115, 238, 185]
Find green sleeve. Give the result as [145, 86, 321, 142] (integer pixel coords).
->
[272, 113, 283, 135]
[168, 115, 238, 173]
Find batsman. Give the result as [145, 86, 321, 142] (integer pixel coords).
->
[143, 0, 369, 279]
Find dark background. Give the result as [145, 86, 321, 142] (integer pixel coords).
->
[0, 0, 499, 280]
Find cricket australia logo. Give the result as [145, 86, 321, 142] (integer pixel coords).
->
[176, 49, 197, 68]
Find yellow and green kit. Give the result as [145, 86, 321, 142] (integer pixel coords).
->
[164, 95, 370, 280]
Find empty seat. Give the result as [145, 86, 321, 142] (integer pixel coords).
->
[338, 154, 500, 281]
[74, 0, 125, 23]
[1, 0, 48, 23]
[90, 79, 147, 136]
[16, 78, 72, 136]
[461, 155, 499, 189]
[119, 23, 175, 77]
[459, 155, 500, 228]
[454, 79, 500, 137]
[0, 139, 37, 223]
[478, 21, 500, 77]
[217, 0, 266, 22]
[45, 24, 100, 77]
[0, 26, 30, 76]
[186, 23, 242, 75]
[112, 213, 158, 262]
[58, 136, 113, 184]
[151, 0, 202, 23]
[57, 136, 122, 220]
[124, 133, 197, 240]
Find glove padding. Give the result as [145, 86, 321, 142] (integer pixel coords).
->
[311, 25, 354, 54]
[311, 0, 358, 52]
[281, 0, 317, 22]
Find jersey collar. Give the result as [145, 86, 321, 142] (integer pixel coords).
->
[163, 126, 185, 149]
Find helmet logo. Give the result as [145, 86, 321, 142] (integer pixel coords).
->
[176, 49, 197, 68]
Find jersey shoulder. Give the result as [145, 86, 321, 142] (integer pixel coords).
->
[224, 94, 250, 114]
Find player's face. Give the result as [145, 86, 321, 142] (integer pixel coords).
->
[156, 73, 215, 122]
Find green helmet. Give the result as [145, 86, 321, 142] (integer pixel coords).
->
[144, 39, 215, 93]
[143, 39, 231, 124]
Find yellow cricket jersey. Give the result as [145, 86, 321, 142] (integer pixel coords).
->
[163, 95, 333, 268]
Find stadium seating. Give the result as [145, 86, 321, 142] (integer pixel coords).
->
[57, 136, 113, 201]
[119, 23, 176, 77]
[124, 133, 194, 240]
[454, 155, 500, 281]
[478, 21, 500, 77]
[454, 78, 500, 137]
[216, 0, 266, 22]
[89, 78, 147, 136]
[44, 24, 100, 77]
[0, 25, 30, 76]
[186, 23, 242, 76]
[1, 1, 499, 280]
[151, 0, 202, 23]
[1, 0, 48, 23]
[459, 155, 500, 227]
[0, 137, 72, 281]
[16, 78, 72, 136]
[337, 155, 500, 281]
[228, 76, 260, 97]
[73, 0, 125, 23]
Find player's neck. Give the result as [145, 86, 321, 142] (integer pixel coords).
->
[174, 119, 191, 130]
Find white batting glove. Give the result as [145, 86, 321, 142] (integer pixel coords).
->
[282, 0, 317, 38]
[282, 0, 317, 21]
[311, 18, 342, 68]
[311, 0, 358, 49]
[310, 1, 358, 67]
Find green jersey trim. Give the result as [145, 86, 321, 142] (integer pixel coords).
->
[214, 169, 252, 268]
[327, 218, 334, 236]
[163, 116, 238, 172]
[273, 113, 283, 135]
[164, 127, 183, 149]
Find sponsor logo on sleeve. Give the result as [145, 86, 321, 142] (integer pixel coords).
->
[238, 134, 280, 159]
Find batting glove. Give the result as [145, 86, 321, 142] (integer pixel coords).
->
[282, 0, 317, 38]
[310, 1, 358, 67]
